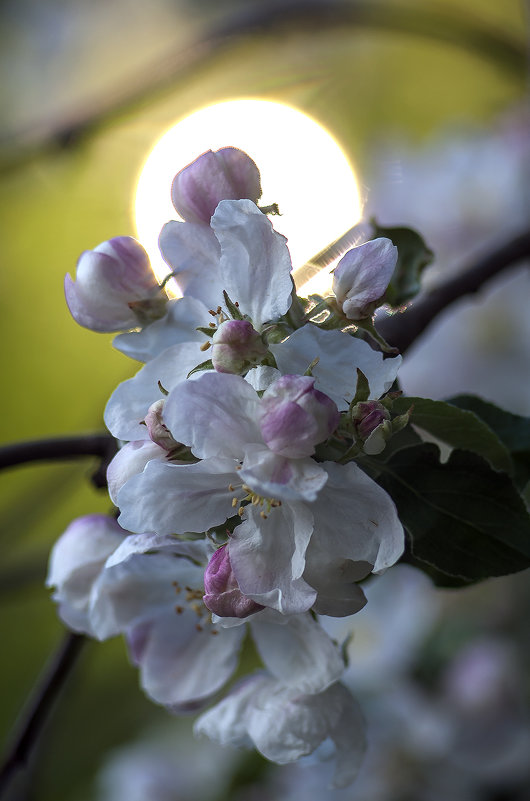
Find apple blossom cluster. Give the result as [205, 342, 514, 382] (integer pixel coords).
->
[48, 146, 417, 786]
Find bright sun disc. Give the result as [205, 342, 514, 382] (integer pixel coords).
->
[134, 98, 361, 296]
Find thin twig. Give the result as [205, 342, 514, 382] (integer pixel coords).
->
[0, 433, 116, 471]
[377, 228, 530, 354]
[0, 633, 86, 797]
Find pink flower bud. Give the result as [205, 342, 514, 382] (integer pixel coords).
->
[64, 236, 166, 332]
[203, 545, 264, 619]
[171, 148, 262, 224]
[211, 319, 268, 374]
[352, 400, 391, 455]
[332, 237, 398, 320]
[260, 375, 340, 458]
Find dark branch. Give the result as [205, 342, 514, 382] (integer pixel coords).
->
[0, 633, 85, 797]
[377, 228, 530, 354]
[1, 0, 525, 173]
[0, 433, 117, 473]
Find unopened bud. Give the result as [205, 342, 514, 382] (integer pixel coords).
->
[211, 319, 267, 374]
[171, 148, 262, 225]
[64, 237, 166, 332]
[144, 399, 180, 451]
[352, 401, 391, 455]
[332, 237, 397, 320]
[203, 545, 264, 618]
[260, 375, 340, 458]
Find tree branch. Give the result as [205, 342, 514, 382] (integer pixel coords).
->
[0, 633, 85, 797]
[377, 228, 530, 354]
[0, 433, 117, 473]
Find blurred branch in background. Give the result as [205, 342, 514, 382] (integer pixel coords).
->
[1, 0, 525, 174]
[0, 434, 117, 489]
[378, 227, 530, 354]
[0, 633, 85, 799]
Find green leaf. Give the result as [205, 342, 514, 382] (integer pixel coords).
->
[447, 395, 530, 490]
[392, 396, 514, 475]
[375, 444, 530, 585]
[370, 220, 433, 306]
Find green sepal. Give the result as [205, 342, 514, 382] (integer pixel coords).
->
[351, 369, 370, 405]
[370, 219, 434, 307]
[196, 326, 216, 337]
[223, 290, 244, 320]
[187, 359, 214, 378]
[304, 357, 320, 377]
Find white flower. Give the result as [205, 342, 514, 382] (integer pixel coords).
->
[77, 533, 343, 707]
[113, 371, 404, 616]
[159, 198, 293, 327]
[195, 673, 366, 788]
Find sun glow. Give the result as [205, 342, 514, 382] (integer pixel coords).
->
[134, 99, 361, 297]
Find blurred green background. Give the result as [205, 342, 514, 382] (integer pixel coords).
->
[0, 1, 528, 799]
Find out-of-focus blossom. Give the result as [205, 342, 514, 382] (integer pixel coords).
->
[195, 673, 366, 788]
[46, 515, 126, 634]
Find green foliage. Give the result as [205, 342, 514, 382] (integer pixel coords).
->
[392, 396, 514, 475]
[447, 394, 530, 490]
[369, 221, 434, 307]
[375, 444, 530, 587]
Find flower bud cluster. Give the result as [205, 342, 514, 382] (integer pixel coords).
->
[51, 146, 414, 787]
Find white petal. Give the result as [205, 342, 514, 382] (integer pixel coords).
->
[245, 365, 280, 392]
[229, 503, 316, 615]
[271, 325, 402, 409]
[240, 445, 328, 503]
[194, 674, 266, 748]
[136, 610, 245, 706]
[304, 461, 404, 613]
[251, 613, 344, 693]
[117, 457, 238, 535]
[90, 549, 202, 639]
[195, 675, 366, 786]
[104, 343, 205, 441]
[163, 371, 261, 460]
[158, 220, 223, 309]
[113, 296, 211, 362]
[247, 684, 337, 764]
[212, 199, 293, 330]
[47, 515, 125, 634]
[324, 683, 366, 788]
[107, 440, 167, 505]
